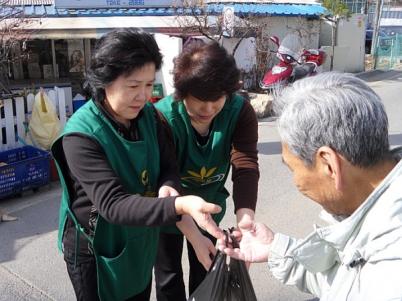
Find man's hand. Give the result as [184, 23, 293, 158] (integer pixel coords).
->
[175, 196, 224, 239]
[217, 222, 274, 263]
[235, 208, 256, 268]
[158, 185, 180, 198]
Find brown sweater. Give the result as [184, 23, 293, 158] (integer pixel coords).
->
[161, 98, 260, 214]
[230, 99, 259, 213]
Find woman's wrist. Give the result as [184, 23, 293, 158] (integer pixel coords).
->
[236, 208, 255, 226]
[186, 229, 204, 246]
[174, 196, 185, 215]
[177, 215, 202, 243]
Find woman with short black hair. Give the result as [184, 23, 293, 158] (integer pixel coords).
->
[155, 41, 260, 300]
[52, 28, 223, 301]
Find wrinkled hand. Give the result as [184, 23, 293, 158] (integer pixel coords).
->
[175, 196, 224, 240]
[158, 185, 180, 198]
[191, 235, 216, 270]
[217, 222, 274, 263]
[235, 218, 257, 268]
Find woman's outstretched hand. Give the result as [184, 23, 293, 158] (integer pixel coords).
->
[175, 196, 224, 240]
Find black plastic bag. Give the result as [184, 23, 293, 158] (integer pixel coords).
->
[188, 233, 257, 301]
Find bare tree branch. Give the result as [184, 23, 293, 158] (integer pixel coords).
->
[173, 1, 266, 53]
[173, 1, 321, 91]
[0, 0, 41, 96]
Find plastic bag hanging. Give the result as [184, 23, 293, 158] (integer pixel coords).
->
[188, 230, 257, 301]
[26, 88, 61, 150]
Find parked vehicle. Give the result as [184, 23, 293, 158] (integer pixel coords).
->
[260, 35, 326, 92]
[149, 83, 164, 103]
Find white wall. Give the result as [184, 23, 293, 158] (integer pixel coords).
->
[221, 37, 257, 72]
[335, 14, 366, 73]
[258, 17, 321, 49]
[154, 34, 182, 97]
[319, 19, 332, 47]
[256, 16, 321, 68]
[217, 17, 320, 87]
[153, 17, 320, 91]
[319, 14, 366, 73]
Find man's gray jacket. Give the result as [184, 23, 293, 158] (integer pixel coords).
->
[268, 148, 402, 300]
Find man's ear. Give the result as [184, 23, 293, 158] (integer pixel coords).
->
[316, 146, 343, 190]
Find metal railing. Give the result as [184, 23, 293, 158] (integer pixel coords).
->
[375, 33, 402, 69]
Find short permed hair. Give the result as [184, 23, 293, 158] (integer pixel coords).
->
[85, 28, 163, 102]
[173, 40, 240, 101]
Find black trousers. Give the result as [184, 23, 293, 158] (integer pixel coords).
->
[64, 249, 152, 301]
[154, 231, 216, 301]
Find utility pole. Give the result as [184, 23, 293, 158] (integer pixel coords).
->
[363, 0, 369, 14]
[370, 0, 382, 56]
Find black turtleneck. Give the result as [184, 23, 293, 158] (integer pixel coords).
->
[61, 101, 181, 254]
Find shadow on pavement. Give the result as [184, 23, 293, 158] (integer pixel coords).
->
[258, 141, 282, 156]
[390, 133, 402, 146]
[0, 193, 59, 263]
[356, 70, 402, 83]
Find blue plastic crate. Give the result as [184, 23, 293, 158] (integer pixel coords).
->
[0, 145, 50, 199]
[73, 99, 86, 112]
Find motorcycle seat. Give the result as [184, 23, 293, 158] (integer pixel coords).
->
[292, 64, 315, 81]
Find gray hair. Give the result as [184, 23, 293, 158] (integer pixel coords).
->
[275, 72, 389, 167]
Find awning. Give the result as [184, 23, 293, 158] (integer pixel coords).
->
[24, 15, 180, 29]
[6, 15, 204, 39]
[8, 2, 325, 18]
[2, 2, 326, 39]
[207, 3, 326, 17]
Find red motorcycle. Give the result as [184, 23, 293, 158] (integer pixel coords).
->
[260, 35, 326, 91]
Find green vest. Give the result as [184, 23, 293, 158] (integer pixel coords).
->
[51, 100, 160, 300]
[156, 94, 243, 233]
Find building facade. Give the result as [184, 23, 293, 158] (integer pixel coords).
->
[2, 0, 325, 98]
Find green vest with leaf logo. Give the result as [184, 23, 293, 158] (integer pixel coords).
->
[156, 94, 243, 233]
[52, 100, 160, 300]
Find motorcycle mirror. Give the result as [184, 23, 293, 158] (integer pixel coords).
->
[269, 36, 280, 47]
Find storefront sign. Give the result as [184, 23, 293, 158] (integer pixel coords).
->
[55, 0, 178, 8]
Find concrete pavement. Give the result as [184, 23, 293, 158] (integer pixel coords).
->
[0, 70, 401, 301]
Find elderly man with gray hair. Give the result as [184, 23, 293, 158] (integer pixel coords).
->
[218, 72, 402, 300]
